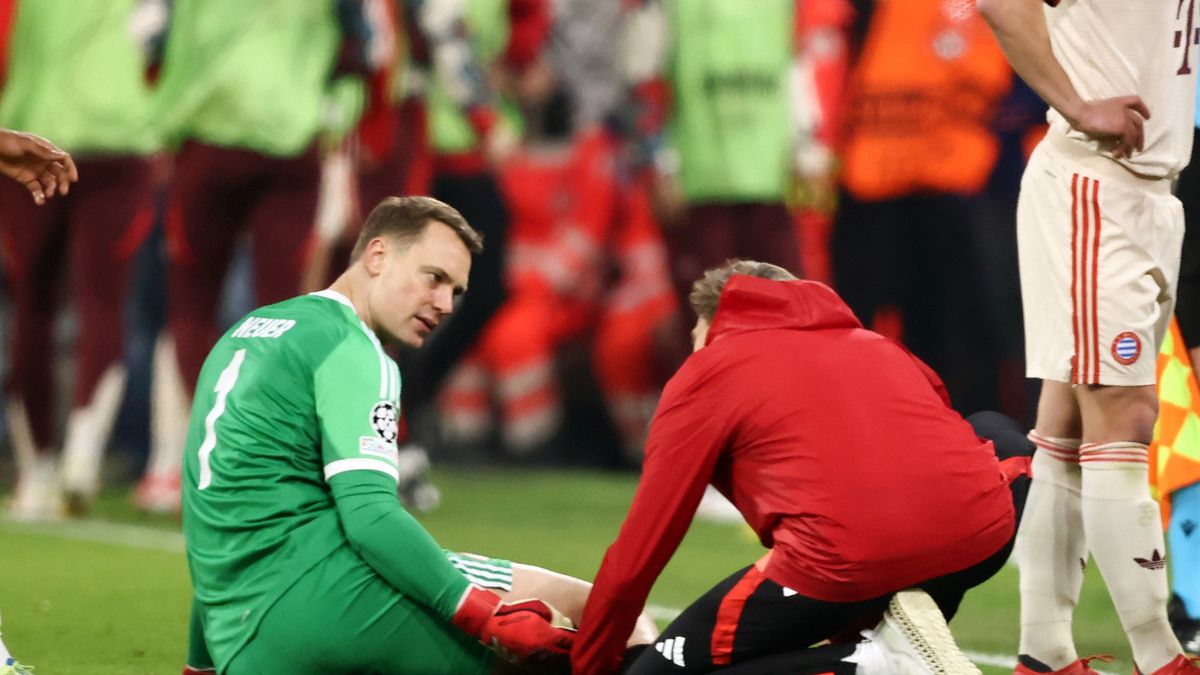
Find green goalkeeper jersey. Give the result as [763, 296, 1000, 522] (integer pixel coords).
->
[182, 290, 470, 671]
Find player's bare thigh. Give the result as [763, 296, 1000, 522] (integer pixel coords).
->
[1034, 380, 1083, 439]
[1036, 379, 1158, 444]
[1076, 383, 1158, 444]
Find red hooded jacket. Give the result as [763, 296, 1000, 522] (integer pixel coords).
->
[571, 275, 1015, 674]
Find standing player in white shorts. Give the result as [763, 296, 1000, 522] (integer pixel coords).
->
[978, 0, 1200, 674]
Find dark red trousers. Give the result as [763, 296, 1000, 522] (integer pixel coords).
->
[662, 202, 801, 312]
[358, 98, 433, 209]
[657, 202, 800, 368]
[0, 155, 155, 449]
[165, 141, 320, 393]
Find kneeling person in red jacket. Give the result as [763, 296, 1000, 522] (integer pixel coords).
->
[572, 259, 1032, 675]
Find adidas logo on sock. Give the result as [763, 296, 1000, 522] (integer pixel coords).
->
[654, 636, 686, 667]
[1183, 519, 1196, 537]
[1134, 549, 1166, 570]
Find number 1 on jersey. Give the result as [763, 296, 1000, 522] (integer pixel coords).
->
[197, 349, 247, 490]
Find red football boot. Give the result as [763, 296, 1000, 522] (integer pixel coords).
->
[1014, 655, 1114, 674]
[1134, 655, 1200, 675]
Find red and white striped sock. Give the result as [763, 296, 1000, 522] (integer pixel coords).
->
[1080, 441, 1181, 673]
[1016, 432, 1086, 669]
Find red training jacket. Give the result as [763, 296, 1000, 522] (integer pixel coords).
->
[571, 276, 1015, 674]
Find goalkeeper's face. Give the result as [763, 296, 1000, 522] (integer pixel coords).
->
[367, 220, 471, 348]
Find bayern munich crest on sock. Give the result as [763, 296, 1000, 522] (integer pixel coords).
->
[1111, 331, 1141, 365]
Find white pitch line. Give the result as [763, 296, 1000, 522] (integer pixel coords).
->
[1, 519, 1120, 675]
[0, 516, 185, 554]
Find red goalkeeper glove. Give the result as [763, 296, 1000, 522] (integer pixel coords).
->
[451, 586, 576, 662]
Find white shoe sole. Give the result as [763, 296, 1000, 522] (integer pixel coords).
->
[885, 589, 981, 675]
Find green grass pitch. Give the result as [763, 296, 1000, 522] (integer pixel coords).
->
[0, 469, 1134, 674]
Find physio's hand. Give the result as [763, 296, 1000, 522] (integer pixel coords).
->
[0, 129, 79, 205]
[452, 587, 576, 663]
[1067, 96, 1151, 159]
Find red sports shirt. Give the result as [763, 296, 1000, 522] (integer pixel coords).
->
[571, 276, 1015, 674]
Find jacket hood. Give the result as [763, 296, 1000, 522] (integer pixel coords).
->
[705, 276, 863, 346]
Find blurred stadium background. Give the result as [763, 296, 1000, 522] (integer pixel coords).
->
[0, 0, 1194, 672]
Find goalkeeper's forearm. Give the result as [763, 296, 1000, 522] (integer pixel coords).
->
[330, 473, 470, 620]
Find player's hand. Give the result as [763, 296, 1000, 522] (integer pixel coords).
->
[1068, 96, 1150, 159]
[452, 587, 576, 663]
[0, 129, 79, 205]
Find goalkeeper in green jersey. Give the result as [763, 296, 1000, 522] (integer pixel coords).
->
[181, 196, 654, 674]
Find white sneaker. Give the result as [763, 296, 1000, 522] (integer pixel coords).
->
[8, 455, 62, 521]
[846, 630, 892, 675]
[875, 589, 981, 675]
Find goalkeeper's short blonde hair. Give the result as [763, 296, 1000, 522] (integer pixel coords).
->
[350, 196, 483, 262]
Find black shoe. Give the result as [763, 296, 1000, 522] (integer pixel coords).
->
[1169, 594, 1200, 656]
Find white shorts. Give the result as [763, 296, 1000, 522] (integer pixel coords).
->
[1018, 133, 1184, 386]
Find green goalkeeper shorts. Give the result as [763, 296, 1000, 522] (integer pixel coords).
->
[224, 545, 513, 674]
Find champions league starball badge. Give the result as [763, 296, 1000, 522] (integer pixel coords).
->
[370, 401, 399, 443]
